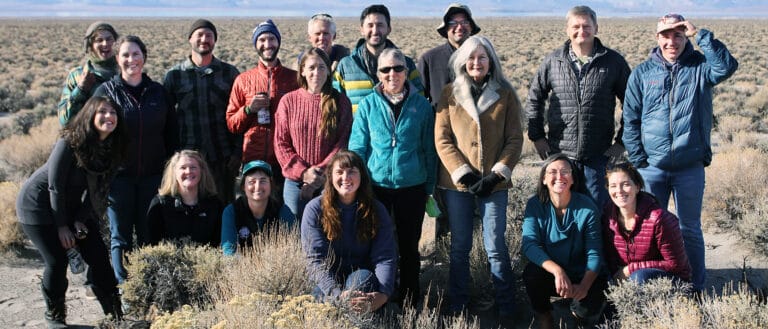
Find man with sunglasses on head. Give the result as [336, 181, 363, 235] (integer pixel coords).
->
[333, 4, 423, 112]
[623, 13, 738, 292]
[299, 13, 349, 72]
[526, 5, 631, 209]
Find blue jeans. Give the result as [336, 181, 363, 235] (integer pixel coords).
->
[638, 164, 705, 290]
[443, 189, 515, 315]
[283, 179, 310, 221]
[108, 174, 161, 283]
[629, 268, 679, 284]
[573, 155, 609, 209]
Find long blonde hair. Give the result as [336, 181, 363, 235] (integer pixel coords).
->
[158, 150, 217, 198]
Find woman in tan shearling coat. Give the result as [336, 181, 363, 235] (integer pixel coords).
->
[434, 35, 523, 320]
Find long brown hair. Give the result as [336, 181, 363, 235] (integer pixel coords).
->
[298, 47, 340, 139]
[320, 150, 377, 242]
[61, 96, 128, 171]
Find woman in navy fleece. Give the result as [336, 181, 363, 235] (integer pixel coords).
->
[301, 150, 396, 313]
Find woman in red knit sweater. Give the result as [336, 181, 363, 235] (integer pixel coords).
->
[274, 48, 352, 220]
[602, 162, 691, 284]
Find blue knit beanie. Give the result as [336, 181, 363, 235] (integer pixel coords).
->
[251, 19, 281, 47]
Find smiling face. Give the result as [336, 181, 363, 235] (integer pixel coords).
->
[331, 162, 361, 205]
[607, 171, 640, 211]
[360, 13, 390, 51]
[93, 102, 118, 140]
[543, 159, 574, 197]
[377, 53, 406, 94]
[308, 20, 334, 54]
[466, 45, 490, 83]
[189, 27, 215, 56]
[657, 28, 688, 63]
[118, 41, 144, 79]
[255, 33, 279, 64]
[90, 30, 116, 60]
[175, 155, 201, 191]
[301, 54, 328, 94]
[243, 170, 271, 203]
[566, 14, 597, 49]
[446, 12, 471, 48]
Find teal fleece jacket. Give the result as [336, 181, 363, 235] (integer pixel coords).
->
[349, 84, 437, 195]
[522, 192, 602, 281]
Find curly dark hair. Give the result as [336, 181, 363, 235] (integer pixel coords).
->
[61, 96, 128, 172]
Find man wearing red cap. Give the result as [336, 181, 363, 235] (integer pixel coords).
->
[623, 14, 738, 291]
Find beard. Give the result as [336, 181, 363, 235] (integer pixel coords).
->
[192, 43, 214, 56]
[258, 46, 280, 63]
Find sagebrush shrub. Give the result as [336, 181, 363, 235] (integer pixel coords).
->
[604, 278, 697, 329]
[121, 241, 223, 316]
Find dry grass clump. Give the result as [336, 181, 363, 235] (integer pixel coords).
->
[700, 283, 768, 329]
[703, 148, 768, 253]
[0, 116, 58, 182]
[215, 226, 310, 300]
[605, 279, 768, 329]
[603, 278, 698, 329]
[0, 181, 23, 252]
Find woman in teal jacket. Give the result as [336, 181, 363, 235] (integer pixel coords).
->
[522, 153, 606, 328]
[348, 48, 436, 307]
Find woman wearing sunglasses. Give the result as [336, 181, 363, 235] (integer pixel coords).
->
[348, 47, 436, 307]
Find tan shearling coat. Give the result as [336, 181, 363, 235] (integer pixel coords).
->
[435, 80, 524, 192]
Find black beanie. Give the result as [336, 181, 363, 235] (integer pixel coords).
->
[188, 19, 217, 41]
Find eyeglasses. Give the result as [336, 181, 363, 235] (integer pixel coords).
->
[447, 20, 471, 28]
[659, 14, 685, 25]
[546, 169, 572, 177]
[378, 65, 406, 74]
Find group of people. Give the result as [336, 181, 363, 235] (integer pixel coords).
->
[16, 2, 736, 329]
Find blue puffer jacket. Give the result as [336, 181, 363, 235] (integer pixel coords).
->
[333, 39, 424, 112]
[348, 83, 437, 194]
[623, 29, 738, 170]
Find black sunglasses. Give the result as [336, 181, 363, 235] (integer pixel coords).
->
[378, 65, 406, 74]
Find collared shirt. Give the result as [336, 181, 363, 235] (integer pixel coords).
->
[164, 56, 240, 162]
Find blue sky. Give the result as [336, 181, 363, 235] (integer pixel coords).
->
[2, 0, 767, 17]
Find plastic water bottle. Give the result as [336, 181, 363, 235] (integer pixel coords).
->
[67, 247, 85, 274]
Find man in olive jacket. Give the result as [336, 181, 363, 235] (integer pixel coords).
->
[525, 5, 631, 208]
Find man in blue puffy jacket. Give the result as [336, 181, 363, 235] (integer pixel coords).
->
[622, 14, 738, 291]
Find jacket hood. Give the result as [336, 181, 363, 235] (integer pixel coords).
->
[650, 40, 694, 66]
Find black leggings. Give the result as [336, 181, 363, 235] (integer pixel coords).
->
[22, 221, 118, 301]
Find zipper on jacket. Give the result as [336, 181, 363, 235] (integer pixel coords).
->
[668, 68, 677, 160]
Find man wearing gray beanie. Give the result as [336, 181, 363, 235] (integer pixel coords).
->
[226, 19, 298, 192]
[164, 19, 241, 204]
[58, 21, 119, 125]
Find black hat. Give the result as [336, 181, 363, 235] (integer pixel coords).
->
[188, 19, 218, 41]
[437, 3, 481, 39]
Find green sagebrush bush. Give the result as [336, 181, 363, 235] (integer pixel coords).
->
[121, 240, 223, 316]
